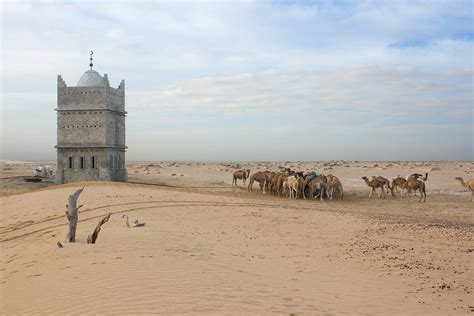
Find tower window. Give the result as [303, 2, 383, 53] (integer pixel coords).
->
[92, 156, 96, 169]
[80, 157, 85, 169]
[69, 157, 73, 169]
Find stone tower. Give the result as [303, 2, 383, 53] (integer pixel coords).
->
[55, 54, 127, 184]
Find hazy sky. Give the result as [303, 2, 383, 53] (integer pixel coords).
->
[1, 0, 473, 161]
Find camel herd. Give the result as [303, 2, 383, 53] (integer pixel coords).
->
[233, 168, 343, 201]
[362, 173, 428, 202]
[232, 169, 473, 202]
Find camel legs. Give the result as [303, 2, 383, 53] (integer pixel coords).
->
[379, 187, 385, 199]
[419, 189, 426, 202]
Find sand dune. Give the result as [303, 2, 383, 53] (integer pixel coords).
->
[1, 162, 473, 314]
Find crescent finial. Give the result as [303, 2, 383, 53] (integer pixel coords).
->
[89, 50, 94, 69]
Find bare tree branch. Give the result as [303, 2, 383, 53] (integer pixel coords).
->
[87, 212, 111, 244]
[65, 187, 84, 242]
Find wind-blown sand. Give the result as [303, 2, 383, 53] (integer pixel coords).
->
[1, 161, 473, 314]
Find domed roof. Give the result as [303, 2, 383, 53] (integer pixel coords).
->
[77, 69, 103, 87]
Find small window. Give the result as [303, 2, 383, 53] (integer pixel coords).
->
[92, 156, 96, 169]
[69, 157, 73, 169]
[80, 157, 84, 169]
[110, 155, 114, 169]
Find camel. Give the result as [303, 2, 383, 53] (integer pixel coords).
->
[391, 176, 407, 195]
[270, 172, 284, 194]
[275, 173, 291, 196]
[265, 171, 277, 191]
[362, 176, 388, 199]
[406, 179, 426, 202]
[407, 173, 428, 182]
[286, 175, 300, 199]
[455, 177, 474, 202]
[371, 176, 394, 197]
[248, 171, 270, 194]
[307, 176, 329, 201]
[405, 173, 428, 196]
[297, 176, 306, 198]
[326, 174, 343, 200]
[233, 169, 250, 186]
[301, 172, 321, 199]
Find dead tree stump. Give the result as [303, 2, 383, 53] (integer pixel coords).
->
[87, 212, 111, 244]
[65, 187, 84, 242]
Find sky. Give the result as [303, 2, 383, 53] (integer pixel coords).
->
[1, 0, 473, 161]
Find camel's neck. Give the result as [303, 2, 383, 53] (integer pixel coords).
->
[457, 179, 468, 187]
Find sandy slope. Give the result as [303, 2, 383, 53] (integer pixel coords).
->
[0, 161, 473, 314]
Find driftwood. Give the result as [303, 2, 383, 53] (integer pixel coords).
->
[133, 220, 146, 227]
[122, 214, 131, 228]
[122, 214, 145, 228]
[87, 212, 111, 244]
[65, 187, 84, 242]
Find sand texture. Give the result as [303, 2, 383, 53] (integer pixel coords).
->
[0, 160, 473, 314]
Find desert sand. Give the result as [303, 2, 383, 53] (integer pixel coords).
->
[0, 160, 473, 314]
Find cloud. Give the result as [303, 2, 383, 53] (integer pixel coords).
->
[123, 66, 472, 160]
[1, 0, 472, 160]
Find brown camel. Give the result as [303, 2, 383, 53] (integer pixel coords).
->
[265, 171, 277, 191]
[270, 173, 280, 194]
[455, 177, 474, 202]
[307, 176, 329, 201]
[406, 179, 426, 202]
[248, 171, 270, 194]
[362, 176, 387, 199]
[275, 174, 291, 196]
[326, 174, 343, 200]
[371, 176, 394, 197]
[301, 174, 326, 199]
[233, 169, 250, 186]
[391, 176, 407, 196]
[405, 173, 428, 196]
[407, 173, 428, 182]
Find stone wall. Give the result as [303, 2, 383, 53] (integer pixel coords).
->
[55, 74, 127, 184]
